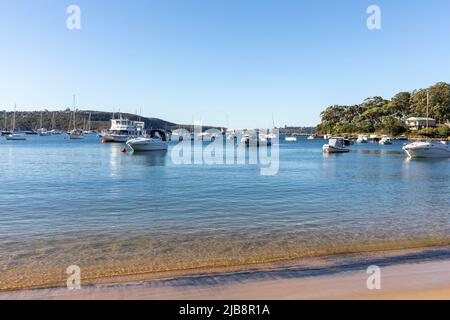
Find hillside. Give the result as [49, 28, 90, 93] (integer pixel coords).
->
[0, 110, 176, 132]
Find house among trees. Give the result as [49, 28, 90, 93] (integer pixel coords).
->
[405, 117, 437, 131]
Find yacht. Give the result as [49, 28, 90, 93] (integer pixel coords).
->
[126, 130, 168, 151]
[101, 116, 144, 143]
[5, 105, 26, 141]
[323, 137, 350, 153]
[37, 112, 51, 136]
[68, 109, 84, 140]
[403, 141, 449, 158]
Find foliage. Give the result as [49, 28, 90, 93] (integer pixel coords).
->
[317, 82, 450, 136]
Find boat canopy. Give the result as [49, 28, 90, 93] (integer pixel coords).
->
[150, 129, 167, 141]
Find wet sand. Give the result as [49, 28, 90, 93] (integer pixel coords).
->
[1, 247, 450, 300]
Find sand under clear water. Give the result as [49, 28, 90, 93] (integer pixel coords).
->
[0, 136, 449, 290]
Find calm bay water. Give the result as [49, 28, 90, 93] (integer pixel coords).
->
[0, 135, 449, 290]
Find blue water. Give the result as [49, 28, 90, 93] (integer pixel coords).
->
[0, 135, 449, 289]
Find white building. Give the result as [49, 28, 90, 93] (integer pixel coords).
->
[405, 117, 436, 131]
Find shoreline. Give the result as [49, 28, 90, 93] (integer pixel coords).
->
[2, 246, 450, 300]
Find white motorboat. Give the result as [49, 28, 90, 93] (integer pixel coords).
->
[307, 135, 315, 140]
[126, 130, 168, 151]
[323, 137, 350, 153]
[356, 135, 368, 143]
[403, 141, 450, 158]
[38, 128, 52, 136]
[69, 128, 84, 139]
[102, 116, 144, 143]
[403, 91, 450, 158]
[379, 136, 393, 145]
[51, 129, 63, 135]
[285, 135, 297, 142]
[6, 133, 27, 140]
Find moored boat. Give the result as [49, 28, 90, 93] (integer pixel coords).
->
[285, 135, 297, 142]
[323, 137, 350, 153]
[356, 135, 368, 143]
[379, 136, 393, 145]
[102, 116, 144, 143]
[403, 141, 450, 158]
[5, 105, 26, 141]
[126, 130, 168, 151]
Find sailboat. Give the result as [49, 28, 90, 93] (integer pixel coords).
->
[68, 95, 84, 140]
[50, 113, 62, 135]
[37, 112, 51, 136]
[1, 110, 11, 136]
[6, 105, 26, 140]
[403, 91, 449, 158]
[83, 112, 95, 135]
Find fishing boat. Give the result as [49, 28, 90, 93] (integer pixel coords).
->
[126, 130, 168, 151]
[5, 105, 26, 141]
[101, 116, 144, 143]
[402, 92, 449, 158]
[323, 137, 350, 153]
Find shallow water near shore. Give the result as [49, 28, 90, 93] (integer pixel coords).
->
[0, 136, 449, 290]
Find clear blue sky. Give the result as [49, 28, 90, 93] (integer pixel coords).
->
[1, 0, 450, 128]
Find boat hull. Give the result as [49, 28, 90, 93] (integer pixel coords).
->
[323, 145, 349, 153]
[403, 146, 450, 158]
[69, 135, 84, 140]
[102, 134, 134, 143]
[127, 139, 168, 151]
[6, 135, 26, 141]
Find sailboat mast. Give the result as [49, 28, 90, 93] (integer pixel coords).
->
[12, 104, 16, 132]
[426, 91, 429, 132]
[73, 95, 76, 130]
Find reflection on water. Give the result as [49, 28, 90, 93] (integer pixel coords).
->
[128, 150, 168, 166]
[0, 137, 448, 290]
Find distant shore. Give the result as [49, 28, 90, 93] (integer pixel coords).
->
[2, 246, 449, 300]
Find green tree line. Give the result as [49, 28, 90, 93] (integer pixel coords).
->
[316, 82, 450, 136]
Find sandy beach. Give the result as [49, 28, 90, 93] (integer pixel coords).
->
[1, 247, 449, 300]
